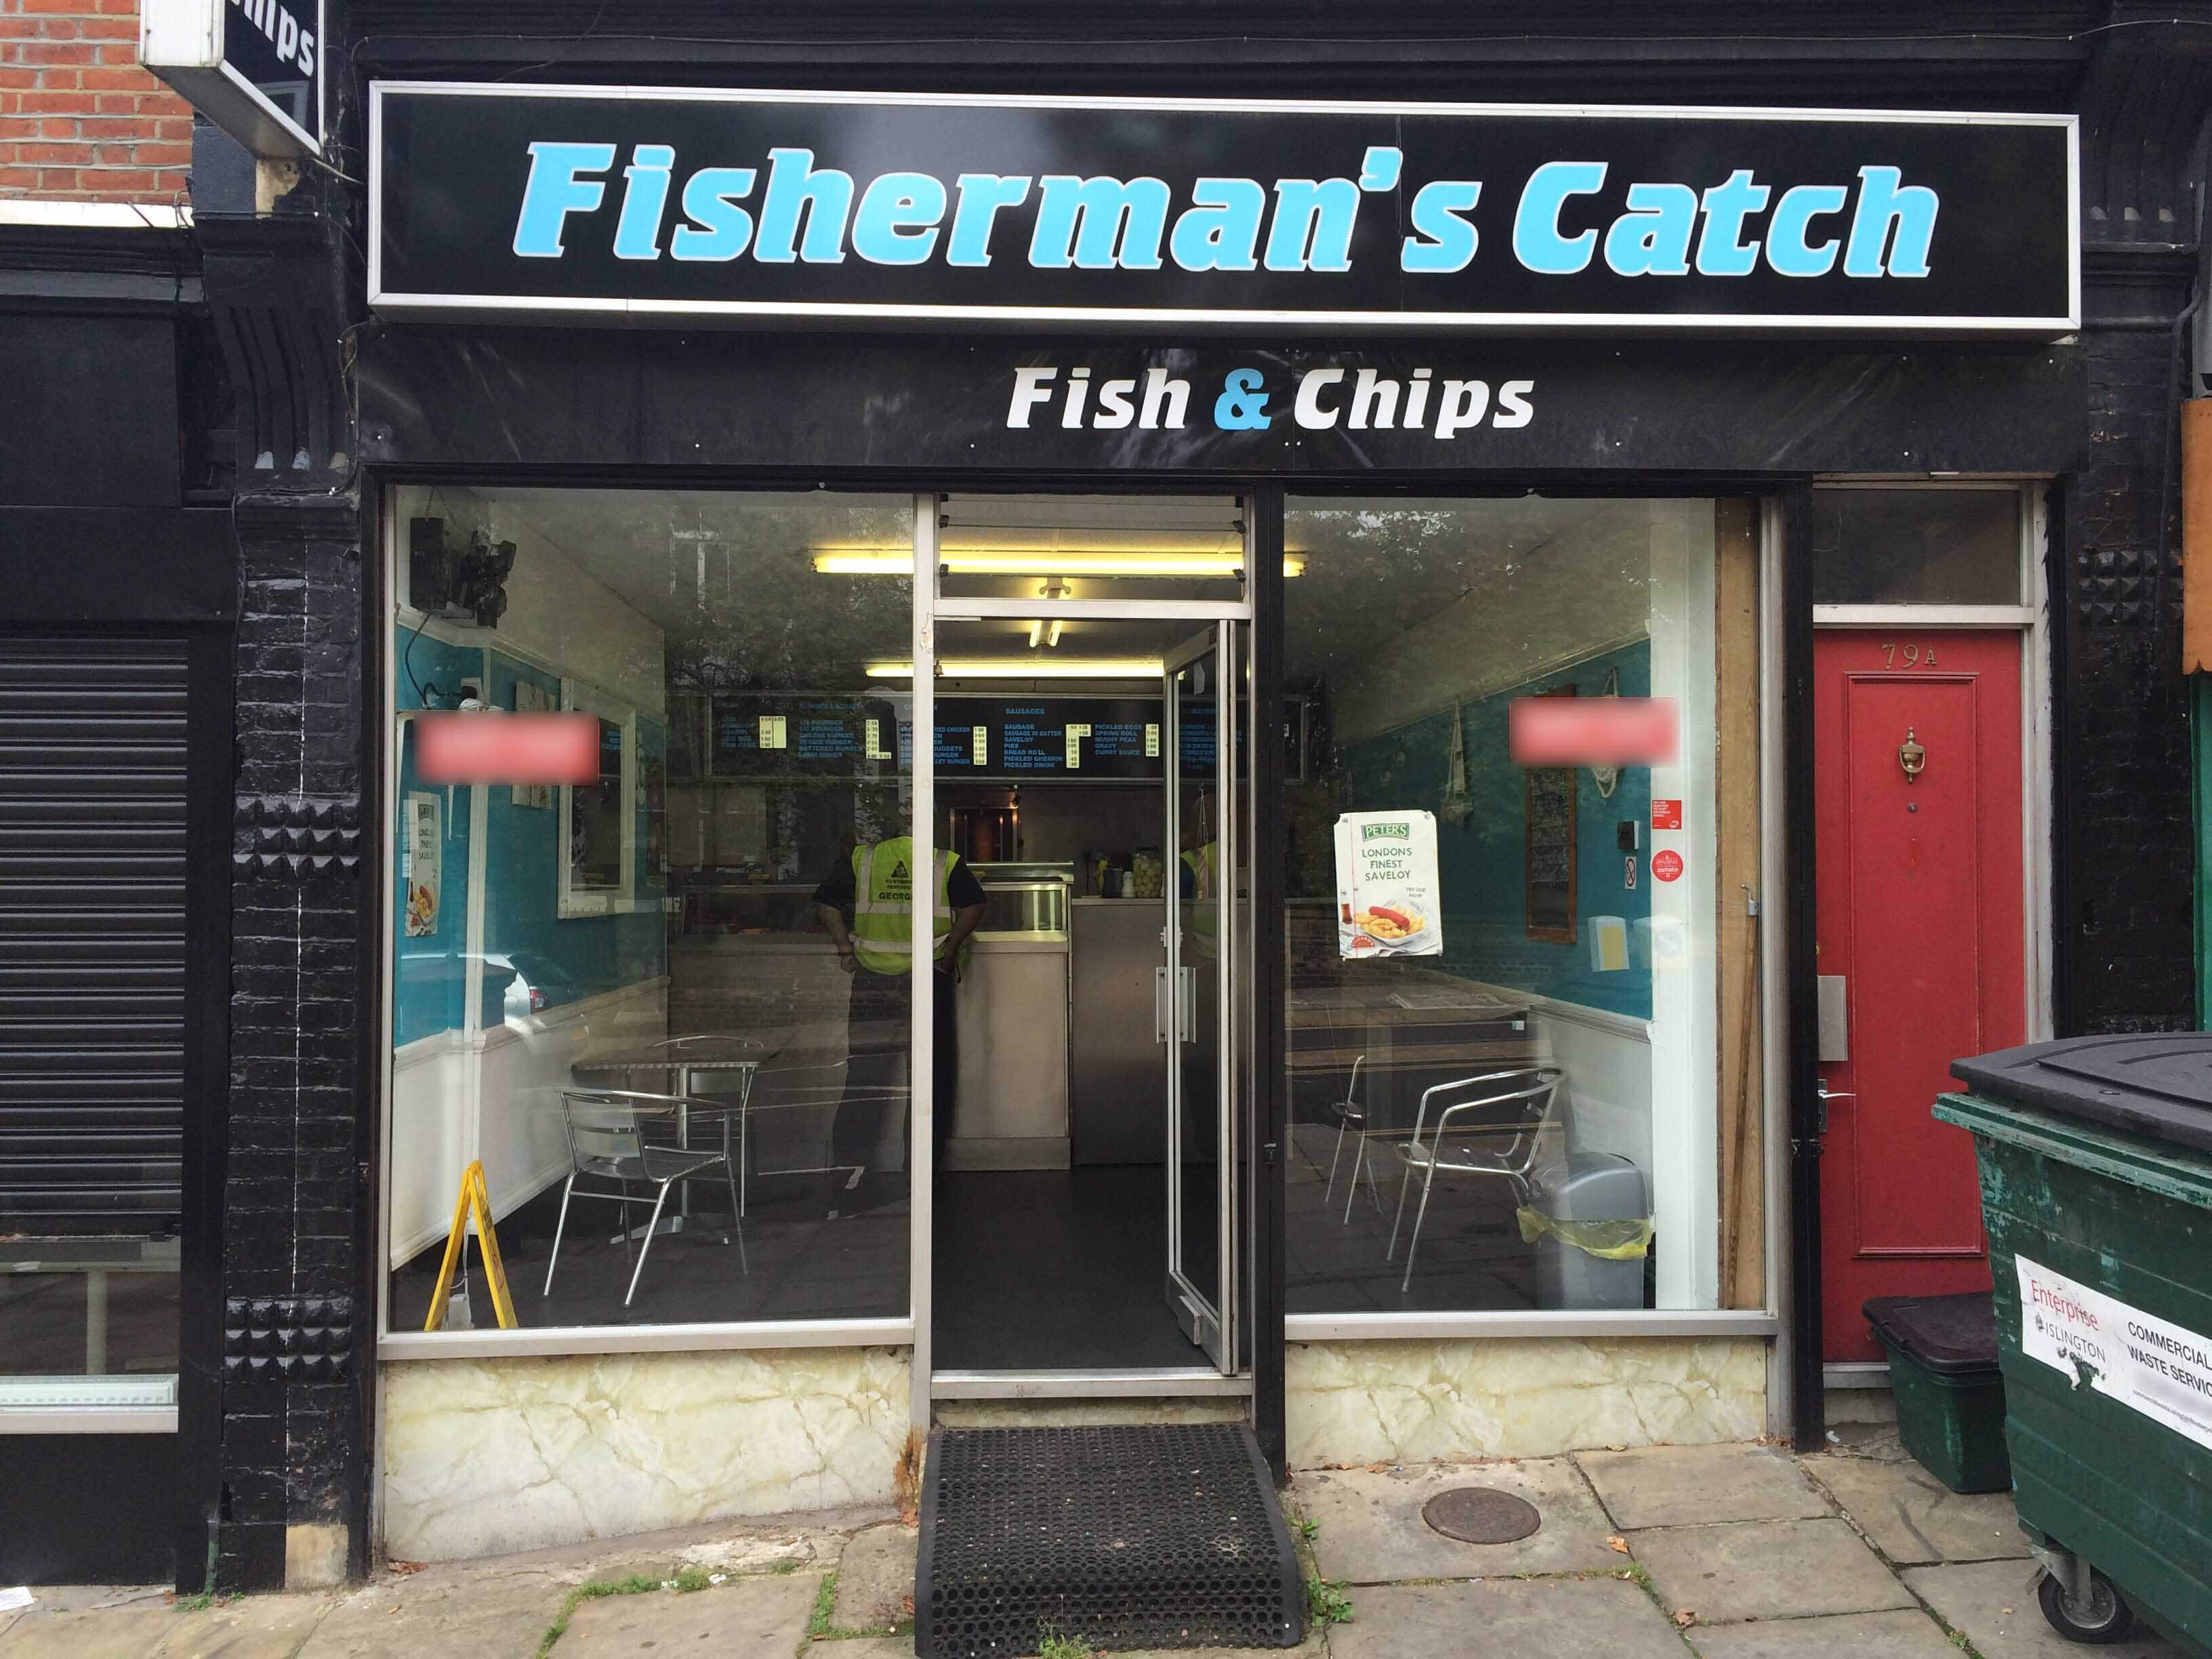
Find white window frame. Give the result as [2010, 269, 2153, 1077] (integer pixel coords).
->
[556, 678, 641, 918]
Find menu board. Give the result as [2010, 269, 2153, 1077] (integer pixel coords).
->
[706, 691, 1302, 783]
[713, 694, 904, 778]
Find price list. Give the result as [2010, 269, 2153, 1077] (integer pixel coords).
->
[705, 693, 1296, 781]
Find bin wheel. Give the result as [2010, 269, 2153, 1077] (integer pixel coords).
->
[2038, 1568, 2135, 1643]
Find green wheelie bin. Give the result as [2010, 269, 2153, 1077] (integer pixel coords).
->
[1938, 1036, 2212, 1655]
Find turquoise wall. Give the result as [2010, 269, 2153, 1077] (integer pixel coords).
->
[392, 635, 480, 1046]
[480, 652, 667, 1027]
[1345, 640, 1654, 1019]
[390, 640, 668, 1046]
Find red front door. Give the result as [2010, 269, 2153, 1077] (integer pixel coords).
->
[1814, 630, 2026, 1362]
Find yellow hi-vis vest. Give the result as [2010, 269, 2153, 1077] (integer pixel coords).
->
[1182, 842, 1219, 960]
[851, 838, 970, 975]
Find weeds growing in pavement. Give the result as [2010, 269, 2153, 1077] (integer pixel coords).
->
[1306, 1574, 1354, 1626]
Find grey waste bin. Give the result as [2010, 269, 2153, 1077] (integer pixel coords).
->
[1527, 1152, 1652, 1310]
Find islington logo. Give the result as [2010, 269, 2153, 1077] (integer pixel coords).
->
[369, 87, 2078, 331]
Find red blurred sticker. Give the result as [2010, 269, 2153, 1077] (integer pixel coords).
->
[1651, 798, 1683, 831]
[1509, 696, 1679, 767]
[415, 711, 602, 785]
[1651, 849, 1685, 883]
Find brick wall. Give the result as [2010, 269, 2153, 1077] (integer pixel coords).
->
[221, 500, 369, 1588]
[0, 0, 192, 202]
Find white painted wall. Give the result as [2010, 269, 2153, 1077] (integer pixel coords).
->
[388, 979, 671, 1271]
[1643, 500, 1721, 1311]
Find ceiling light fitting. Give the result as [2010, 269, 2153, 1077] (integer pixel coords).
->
[813, 548, 1303, 577]
[865, 657, 1165, 680]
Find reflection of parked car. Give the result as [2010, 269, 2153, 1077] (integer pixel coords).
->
[493, 951, 586, 1022]
[397, 950, 588, 1026]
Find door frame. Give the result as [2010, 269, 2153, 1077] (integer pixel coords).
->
[1162, 622, 1240, 1373]
[915, 493, 1262, 1420]
[1806, 478, 2054, 1399]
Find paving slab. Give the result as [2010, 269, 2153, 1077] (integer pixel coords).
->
[1579, 1443, 1830, 1530]
[830, 1521, 917, 1635]
[161, 1593, 336, 1658]
[1689, 1610, 1963, 1659]
[1633, 1518, 1916, 1624]
[1903, 1562, 2184, 1659]
[1807, 1454, 2030, 1565]
[556, 1572, 822, 1658]
[0, 1605, 188, 1659]
[295, 1567, 573, 1659]
[1291, 1458, 1624, 1584]
[1326, 1576, 1688, 1659]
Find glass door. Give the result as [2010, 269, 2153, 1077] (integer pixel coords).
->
[1163, 624, 1236, 1370]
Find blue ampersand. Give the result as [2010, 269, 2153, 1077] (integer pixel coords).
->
[1213, 369, 1272, 430]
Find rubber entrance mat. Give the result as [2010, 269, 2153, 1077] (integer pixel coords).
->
[916, 1424, 1305, 1656]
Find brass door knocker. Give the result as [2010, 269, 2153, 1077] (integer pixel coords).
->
[1898, 727, 1926, 783]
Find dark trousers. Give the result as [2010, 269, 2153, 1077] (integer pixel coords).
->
[830, 966, 958, 1191]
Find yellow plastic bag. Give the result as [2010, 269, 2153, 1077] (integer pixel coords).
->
[1517, 1206, 1654, 1261]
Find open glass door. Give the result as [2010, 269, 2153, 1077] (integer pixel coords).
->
[1164, 625, 1237, 1370]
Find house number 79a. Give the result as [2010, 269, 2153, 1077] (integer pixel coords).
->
[1881, 642, 1937, 668]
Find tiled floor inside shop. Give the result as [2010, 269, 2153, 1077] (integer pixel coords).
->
[388, 1174, 910, 1331]
[1284, 1118, 1553, 1313]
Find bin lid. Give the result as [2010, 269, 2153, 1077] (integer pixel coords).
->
[1862, 1292, 2000, 1374]
[1950, 1035, 2212, 1155]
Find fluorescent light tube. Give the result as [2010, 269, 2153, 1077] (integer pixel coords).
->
[864, 657, 1165, 679]
[815, 548, 1304, 577]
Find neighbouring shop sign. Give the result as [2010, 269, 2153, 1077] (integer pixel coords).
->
[369, 85, 2076, 333]
[142, 0, 324, 158]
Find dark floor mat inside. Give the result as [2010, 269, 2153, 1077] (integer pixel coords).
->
[916, 1424, 1305, 1656]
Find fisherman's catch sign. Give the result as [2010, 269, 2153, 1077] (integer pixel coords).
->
[370, 86, 2076, 332]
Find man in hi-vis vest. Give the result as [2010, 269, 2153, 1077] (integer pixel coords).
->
[814, 834, 986, 1200]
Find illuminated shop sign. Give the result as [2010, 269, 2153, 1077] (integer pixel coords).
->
[370, 85, 2076, 333]
[142, 0, 323, 158]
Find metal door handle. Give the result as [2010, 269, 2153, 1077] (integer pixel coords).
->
[1179, 964, 1196, 1038]
[1155, 966, 1169, 1044]
[1815, 1078, 1855, 1134]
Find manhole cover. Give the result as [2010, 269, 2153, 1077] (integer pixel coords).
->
[1422, 1486, 1542, 1544]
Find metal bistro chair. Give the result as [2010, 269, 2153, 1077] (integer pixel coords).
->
[1320, 1054, 1385, 1223]
[1386, 1066, 1565, 1294]
[544, 1088, 745, 1307]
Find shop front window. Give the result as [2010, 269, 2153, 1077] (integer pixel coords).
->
[387, 487, 915, 1336]
[1281, 496, 1758, 1316]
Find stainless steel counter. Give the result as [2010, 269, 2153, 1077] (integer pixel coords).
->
[947, 885, 1072, 1170]
[1069, 898, 1167, 1164]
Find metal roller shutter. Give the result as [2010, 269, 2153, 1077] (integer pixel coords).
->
[0, 638, 188, 1236]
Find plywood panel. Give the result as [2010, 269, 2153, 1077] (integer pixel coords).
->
[1713, 500, 1765, 1309]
